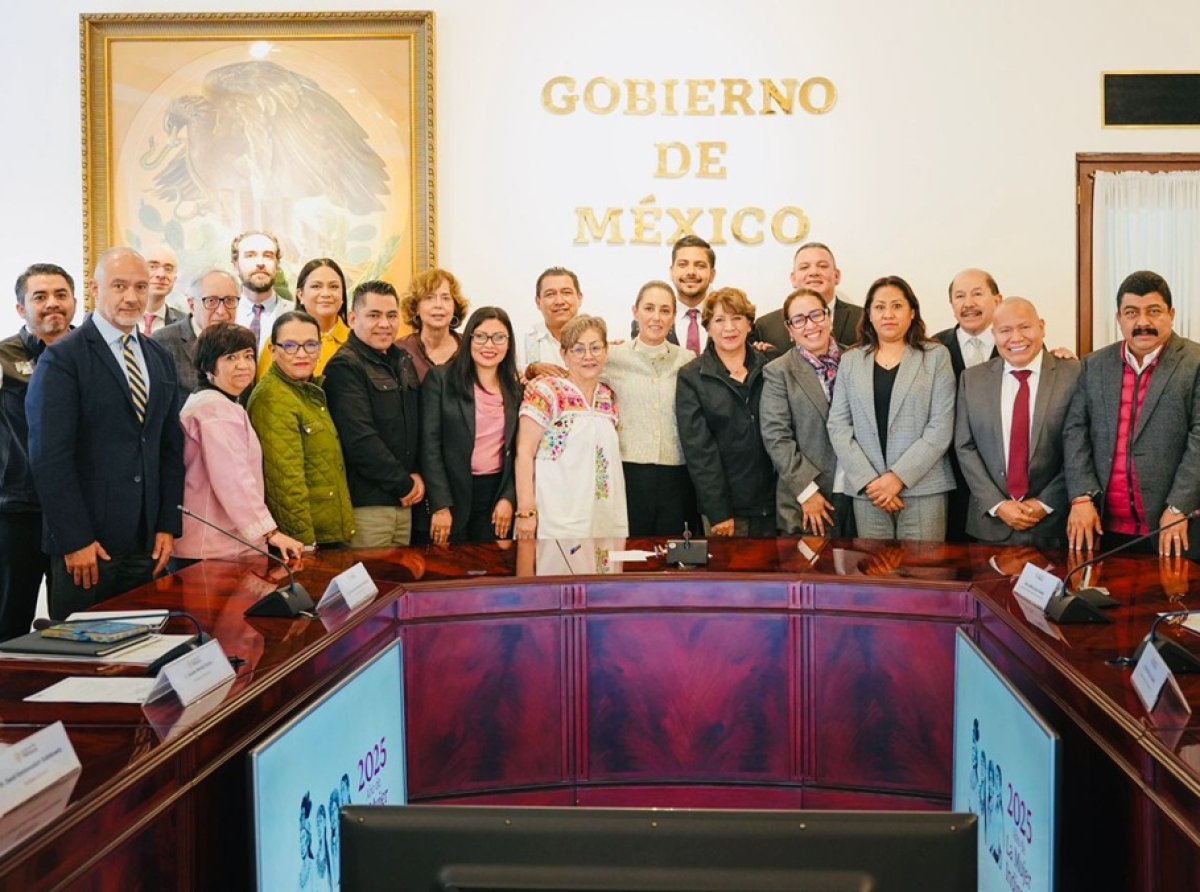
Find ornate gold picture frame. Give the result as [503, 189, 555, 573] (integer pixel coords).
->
[81, 11, 435, 299]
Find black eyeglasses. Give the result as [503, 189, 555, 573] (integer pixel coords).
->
[200, 296, 239, 309]
[785, 308, 830, 329]
[471, 332, 510, 346]
[276, 340, 322, 355]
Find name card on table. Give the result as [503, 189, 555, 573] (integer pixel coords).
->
[1131, 640, 1189, 716]
[1013, 563, 1062, 609]
[0, 722, 81, 818]
[146, 639, 236, 707]
[316, 562, 378, 613]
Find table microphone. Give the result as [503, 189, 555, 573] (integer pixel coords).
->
[1045, 508, 1200, 625]
[177, 506, 314, 618]
[1129, 609, 1200, 673]
[33, 611, 212, 676]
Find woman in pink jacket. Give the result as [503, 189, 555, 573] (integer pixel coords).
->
[173, 323, 305, 566]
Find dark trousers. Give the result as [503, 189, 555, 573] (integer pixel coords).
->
[0, 512, 48, 640]
[458, 473, 504, 543]
[48, 552, 155, 620]
[830, 492, 858, 539]
[623, 463, 701, 537]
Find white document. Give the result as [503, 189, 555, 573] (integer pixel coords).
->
[25, 677, 158, 704]
[0, 723, 81, 818]
[316, 561, 379, 612]
[146, 639, 236, 707]
[1132, 642, 1173, 713]
[606, 549, 658, 562]
[1012, 563, 1062, 609]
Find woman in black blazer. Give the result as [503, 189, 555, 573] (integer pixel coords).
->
[421, 307, 522, 543]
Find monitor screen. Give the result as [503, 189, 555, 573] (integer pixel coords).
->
[250, 639, 406, 891]
[339, 805, 977, 891]
[953, 629, 1060, 892]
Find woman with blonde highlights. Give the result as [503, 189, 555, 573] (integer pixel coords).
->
[396, 268, 469, 382]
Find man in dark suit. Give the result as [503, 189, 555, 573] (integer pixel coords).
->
[142, 243, 185, 335]
[955, 298, 1080, 546]
[0, 264, 77, 638]
[153, 269, 241, 395]
[1064, 270, 1200, 557]
[631, 235, 716, 356]
[754, 242, 862, 353]
[27, 248, 184, 617]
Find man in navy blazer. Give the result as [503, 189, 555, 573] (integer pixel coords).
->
[27, 248, 184, 617]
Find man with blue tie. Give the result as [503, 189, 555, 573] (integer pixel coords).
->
[27, 248, 184, 617]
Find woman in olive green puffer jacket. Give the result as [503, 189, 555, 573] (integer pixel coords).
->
[247, 312, 355, 546]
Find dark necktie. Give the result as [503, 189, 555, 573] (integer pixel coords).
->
[121, 334, 147, 424]
[250, 303, 265, 342]
[685, 308, 701, 356]
[1007, 369, 1032, 500]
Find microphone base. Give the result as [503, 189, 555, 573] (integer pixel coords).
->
[666, 539, 709, 567]
[244, 583, 315, 618]
[1044, 593, 1114, 625]
[1132, 635, 1200, 673]
[1070, 586, 1120, 609]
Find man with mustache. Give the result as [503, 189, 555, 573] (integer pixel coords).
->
[232, 229, 295, 356]
[753, 242, 863, 354]
[1064, 270, 1200, 556]
[27, 248, 184, 615]
[0, 264, 77, 638]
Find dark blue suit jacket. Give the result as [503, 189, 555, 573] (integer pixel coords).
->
[26, 316, 184, 556]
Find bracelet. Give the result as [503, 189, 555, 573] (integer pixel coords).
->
[515, 509, 538, 519]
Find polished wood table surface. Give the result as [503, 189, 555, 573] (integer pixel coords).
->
[0, 537, 1195, 890]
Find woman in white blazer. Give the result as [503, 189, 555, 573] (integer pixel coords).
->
[827, 275, 956, 540]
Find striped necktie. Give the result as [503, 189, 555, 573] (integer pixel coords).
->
[121, 334, 147, 424]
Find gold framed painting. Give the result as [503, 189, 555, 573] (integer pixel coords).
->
[81, 11, 435, 301]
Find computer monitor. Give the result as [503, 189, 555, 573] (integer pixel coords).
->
[953, 629, 1060, 892]
[340, 805, 977, 891]
[249, 639, 406, 891]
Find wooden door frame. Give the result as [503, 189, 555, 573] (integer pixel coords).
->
[1077, 153, 1200, 355]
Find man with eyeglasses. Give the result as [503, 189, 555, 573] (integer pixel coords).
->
[324, 280, 424, 547]
[1065, 270, 1200, 557]
[141, 244, 186, 334]
[153, 269, 241, 395]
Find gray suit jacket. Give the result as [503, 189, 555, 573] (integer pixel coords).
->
[151, 314, 199, 396]
[1063, 333, 1200, 521]
[954, 351, 1081, 544]
[760, 350, 838, 532]
[827, 342, 956, 497]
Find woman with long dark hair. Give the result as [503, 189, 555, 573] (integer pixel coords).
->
[421, 307, 522, 542]
[827, 275, 955, 540]
[291, 257, 350, 376]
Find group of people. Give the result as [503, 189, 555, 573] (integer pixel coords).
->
[2, 229, 1198, 637]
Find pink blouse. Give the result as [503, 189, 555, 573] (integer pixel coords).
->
[471, 384, 506, 475]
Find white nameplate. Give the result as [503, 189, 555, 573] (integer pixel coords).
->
[316, 561, 379, 612]
[146, 639, 235, 707]
[1012, 563, 1061, 609]
[0, 722, 82, 818]
[1132, 641, 1173, 713]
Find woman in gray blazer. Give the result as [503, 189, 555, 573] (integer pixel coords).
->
[827, 276, 956, 540]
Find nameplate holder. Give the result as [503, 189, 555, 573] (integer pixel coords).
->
[0, 721, 82, 818]
[316, 562, 379, 613]
[145, 639, 235, 707]
[1013, 563, 1061, 610]
[1132, 641, 1183, 714]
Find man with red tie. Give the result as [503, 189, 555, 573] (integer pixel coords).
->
[954, 298, 1080, 546]
[630, 236, 716, 355]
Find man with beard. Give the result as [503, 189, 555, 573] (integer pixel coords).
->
[142, 243, 185, 334]
[1065, 270, 1200, 556]
[754, 242, 862, 353]
[630, 236, 716, 356]
[232, 230, 294, 357]
[0, 264, 77, 639]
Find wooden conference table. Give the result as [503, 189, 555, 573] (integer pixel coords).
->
[0, 537, 1197, 890]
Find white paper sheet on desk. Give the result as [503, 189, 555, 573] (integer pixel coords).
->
[1180, 615, 1200, 636]
[25, 677, 158, 704]
[65, 609, 168, 631]
[605, 550, 658, 562]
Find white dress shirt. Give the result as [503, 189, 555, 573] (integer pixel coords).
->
[92, 312, 150, 396]
[956, 326, 995, 368]
[990, 350, 1049, 514]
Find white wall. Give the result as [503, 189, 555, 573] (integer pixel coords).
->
[5, 0, 1200, 346]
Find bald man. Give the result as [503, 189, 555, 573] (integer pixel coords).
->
[954, 298, 1080, 545]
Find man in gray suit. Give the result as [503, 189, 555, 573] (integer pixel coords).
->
[153, 269, 240, 395]
[955, 298, 1080, 546]
[754, 242, 863, 353]
[1064, 270, 1200, 556]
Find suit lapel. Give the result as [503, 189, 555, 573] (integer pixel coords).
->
[1028, 351, 1056, 454]
[85, 320, 142, 419]
[457, 385, 477, 443]
[976, 359, 1007, 474]
[887, 345, 921, 428]
[1135, 336, 1181, 441]
[787, 351, 831, 419]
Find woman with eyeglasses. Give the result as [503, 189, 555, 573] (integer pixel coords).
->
[173, 323, 305, 566]
[675, 287, 776, 537]
[247, 311, 355, 547]
[421, 307, 522, 543]
[514, 314, 628, 540]
[602, 280, 699, 536]
[396, 268, 469, 382]
[759, 288, 855, 537]
[827, 275, 955, 541]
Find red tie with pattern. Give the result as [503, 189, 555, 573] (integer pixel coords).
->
[1007, 369, 1032, 500]
[685, 308, 701, 356]
[143, 314, 155, 337]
